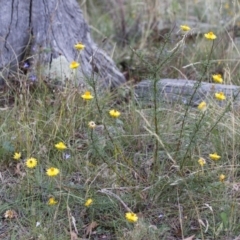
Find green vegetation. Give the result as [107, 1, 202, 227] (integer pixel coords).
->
[1, 0, 240, 239]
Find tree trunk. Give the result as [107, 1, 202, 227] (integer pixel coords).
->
[0, 0, 125, 88]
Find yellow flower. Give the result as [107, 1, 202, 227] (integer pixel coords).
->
[197, 101, 207, 111]
[88, 121, 96, 129]
[125, 212, 138, 223]
[219, 174, 226, 182]
[46, 167, 60, 177]
[4, 210, 17, 219]
[13, 152, 21, 160]
[204, 32, 217, 40]
[212, 74, 223, 84]
[81, 91, 94, 100]
[84, 198, 93, 207]
[209, 153, 221, 161]
[198, 158, 206, 166]
[180, 25, 191, 31]
[215, 92, 226, 101]
[26, 157, 37, 168]
[74, 42, 85, 50]
[55, 142, 67, 150]
[48, 197, 58, 205]
[109, 109, 121, 118]
[69, 61, 80, 69]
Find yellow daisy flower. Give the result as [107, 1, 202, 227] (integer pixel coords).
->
[55, 142, 67, 150]
[74, 42, 85, 50]
[204, 32, 217, 40]
[13, 152, 21, 160]
[109, 109, 121, 118]
[81, 91, 94, 100]
[69, 61, 80, 69]
[219, 174, 226, 182]
[125, 212, 138, 223]
[84, 198, 93, 207]
[215, 92, 226, 101]
[197, 101, 207, 111]
[46, 167, 60, 177]
[180, 25, 191, 31]
[88, 121, 96, 129]
[26, 157, 37, 168]
[212, 74, 223, 84]
[209, 153, 221, 161]
[48, 197, 58, 205]
[198, 158, 206, 166]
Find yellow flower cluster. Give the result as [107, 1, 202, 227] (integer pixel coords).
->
[179, 26, 217, 41]
[82, 199, 138, 224]
[80, 90, 121, 120]
[198, 152, 221, 167]
[12, 143, 64, 209]
[13, 142, 64, 177]
[182, 29, 225, 107]
[198, 153, 225, 181]
[69, 42, 85, 69]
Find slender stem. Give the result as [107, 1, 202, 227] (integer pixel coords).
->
[180, 110, 206, 169]
[176, 41, 215, 156]
[151, 39, 181, 173]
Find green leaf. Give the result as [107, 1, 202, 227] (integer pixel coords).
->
[2, 141, 14, 153]
[220, 212, 228, 227]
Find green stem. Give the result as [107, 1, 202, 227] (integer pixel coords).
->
[176, 41, 215, 158]
[180, 110, 206, 169]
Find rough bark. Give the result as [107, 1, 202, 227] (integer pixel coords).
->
[0, 0, 126, 87]
[134, 79, 240, 107]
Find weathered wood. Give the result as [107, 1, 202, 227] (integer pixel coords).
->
[134, 79, 240, 107]
[0, 0, 125, 87]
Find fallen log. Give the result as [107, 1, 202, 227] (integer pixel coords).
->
[134, 79, 240, 107]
